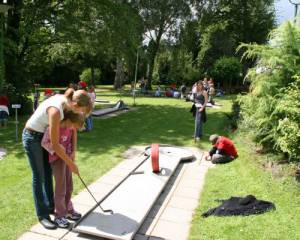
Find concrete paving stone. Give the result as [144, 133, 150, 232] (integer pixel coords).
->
[151, 220, 190, 240]
[168, 196, 199, 211]
[173, 186, 201, 199]
[182, 172, 205, 182]
[72, 202, 93, 216]
[62, 231, 106, 240]
[96, 174, 125, 185]
[30, 222, 70, 239]
[18, 232, 57, 240]
[133, 233, 149, 240]
[160, 206, 193, 224]
[122, 146, 146, 159]
[183, 165, 206, 176]
[176, 179, 202, 189]
[71, 192, 95, 207]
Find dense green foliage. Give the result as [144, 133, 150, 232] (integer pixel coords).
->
[1, 0, 276, 113]
[211, 56, 243, 91]
[196, 0, 275, 84]
[238, 22, 300, 161]
[153, 43, 199, 85]
[80, 68, 102, 85]
[198, 23, 236, 72]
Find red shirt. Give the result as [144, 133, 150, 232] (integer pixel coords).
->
[214, 136, 237, 158]
[79, 81, 87, 88]
[0, 95, 8, 106]
[44, 89, 54, 96]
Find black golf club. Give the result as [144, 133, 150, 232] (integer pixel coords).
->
[78, 175, 114, 215]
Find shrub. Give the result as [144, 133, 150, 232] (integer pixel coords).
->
[80, 68, 101, 85]
[211, 56, 243, 92]
[238, 22, 300, 161]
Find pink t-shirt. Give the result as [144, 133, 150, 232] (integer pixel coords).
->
[41, 127, 74, 163]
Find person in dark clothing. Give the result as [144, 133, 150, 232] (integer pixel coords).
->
[205, 134, 238, 164]
[193, 81, 208, 142]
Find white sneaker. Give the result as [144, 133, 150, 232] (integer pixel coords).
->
[54, 217, 70, 228]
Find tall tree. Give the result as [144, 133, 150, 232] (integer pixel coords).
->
[197, 0, 275, 74]
[132, 0, 193, 89]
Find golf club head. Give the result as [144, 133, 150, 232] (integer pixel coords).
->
[103, 209, 114, 215]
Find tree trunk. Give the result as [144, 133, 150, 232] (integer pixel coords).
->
[147, 39, 161, 90]
[114, 57, 124, 90]
[91, 65, 95, 86]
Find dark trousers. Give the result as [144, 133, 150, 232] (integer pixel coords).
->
[22, 129, 54, 219]
[212, 153, 234, 164]
[194, 108, 203, 138]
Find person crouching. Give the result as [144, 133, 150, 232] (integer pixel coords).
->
[205, 134, 238, 164]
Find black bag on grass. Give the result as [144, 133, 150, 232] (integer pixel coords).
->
[202, 195, 275, 217]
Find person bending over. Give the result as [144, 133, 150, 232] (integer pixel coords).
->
[205, 134, 238, 164]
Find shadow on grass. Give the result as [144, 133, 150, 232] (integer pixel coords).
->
[0, 102, 231, 160]
[76, 104, 230, 160]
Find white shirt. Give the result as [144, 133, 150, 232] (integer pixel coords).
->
[88, 92, 96, 105]
[0, 105, 9, 115]
[26, 94, 67, 133]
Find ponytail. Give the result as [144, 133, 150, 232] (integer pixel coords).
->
[64, 88, 75, 101]
[64, 88, 92, 115]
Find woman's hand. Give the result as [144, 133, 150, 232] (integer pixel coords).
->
[199, 107, 205, 112]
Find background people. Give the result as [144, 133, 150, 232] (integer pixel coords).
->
[0, 91, 9, 128]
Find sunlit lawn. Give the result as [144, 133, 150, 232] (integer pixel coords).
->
[0, 90, 229, 240]
[1, 88, 298, 240]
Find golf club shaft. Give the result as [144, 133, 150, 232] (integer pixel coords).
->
[78, 175, 110, 213]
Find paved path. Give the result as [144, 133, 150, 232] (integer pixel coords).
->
[18, 146, 214, 240]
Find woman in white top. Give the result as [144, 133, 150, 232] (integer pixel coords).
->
[22, 89, 92, 229]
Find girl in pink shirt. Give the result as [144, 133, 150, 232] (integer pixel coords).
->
[42, 111, 84, 228]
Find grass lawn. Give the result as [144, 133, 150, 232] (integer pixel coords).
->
[0, 89, 299, 239]
[189, 128, 300, 237]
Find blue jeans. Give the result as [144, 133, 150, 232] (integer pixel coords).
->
[22, 129, 54, 219]
[85, 116, 93, 131]
[194, 108, 203, 138]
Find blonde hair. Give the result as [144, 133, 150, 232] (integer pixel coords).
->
[65, 88, 92, 114]
[63, 110, 85, 128]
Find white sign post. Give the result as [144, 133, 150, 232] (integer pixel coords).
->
[11, 104, 21, 141]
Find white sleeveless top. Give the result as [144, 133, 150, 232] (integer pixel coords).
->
[26, 94, 67, 133]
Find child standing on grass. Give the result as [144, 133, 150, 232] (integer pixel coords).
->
[42, 111, 85, 228]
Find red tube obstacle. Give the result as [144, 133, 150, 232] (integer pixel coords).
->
[151, 144, 160, 173]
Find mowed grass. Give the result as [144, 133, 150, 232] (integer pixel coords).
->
[1, 89, 299, 240]
[0, 91, 229, 240]
[189, 130, 300, 237]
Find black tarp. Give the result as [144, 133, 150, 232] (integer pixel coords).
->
[202, 195, 275, 217]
